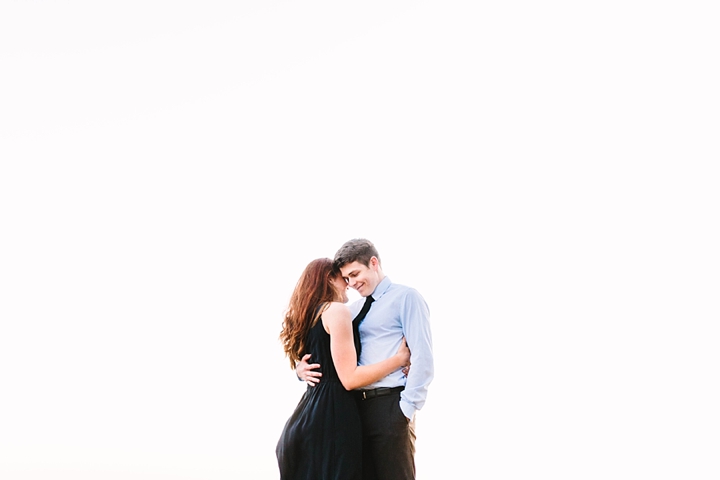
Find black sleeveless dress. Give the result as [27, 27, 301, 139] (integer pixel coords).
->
[276, 314, 362, 480]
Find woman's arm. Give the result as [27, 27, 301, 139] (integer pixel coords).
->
[323, 302, 410, 391]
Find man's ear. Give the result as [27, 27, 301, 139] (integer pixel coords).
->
[370, 256, 379, 270]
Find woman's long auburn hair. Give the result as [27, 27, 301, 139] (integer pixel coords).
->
[279, 258, 342, 369]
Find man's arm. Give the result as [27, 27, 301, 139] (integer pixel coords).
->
[399, 289, 434, 420]
[296, 353, 322, 386]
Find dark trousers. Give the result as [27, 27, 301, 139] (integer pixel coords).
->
[357, 389, 416, 480]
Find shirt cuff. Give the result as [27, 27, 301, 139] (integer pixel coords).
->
[399, 398, 416, 421]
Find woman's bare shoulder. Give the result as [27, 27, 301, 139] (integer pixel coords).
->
[321, 302, 351, 334]
[323, 302, 351, 322]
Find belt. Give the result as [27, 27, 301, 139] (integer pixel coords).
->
[360, 386, 404, 400]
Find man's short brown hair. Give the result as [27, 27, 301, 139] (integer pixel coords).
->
[333, 238, 381, 270]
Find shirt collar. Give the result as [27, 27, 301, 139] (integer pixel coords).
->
[371, 276, 392, 300]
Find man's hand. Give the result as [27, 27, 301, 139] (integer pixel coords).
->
[296, 353, 322, 386]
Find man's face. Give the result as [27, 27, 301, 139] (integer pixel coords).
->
[339, 258, 381, 297]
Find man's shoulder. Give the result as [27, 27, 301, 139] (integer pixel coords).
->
[388, 281, 423, 297]
[386, 282, 427, 307]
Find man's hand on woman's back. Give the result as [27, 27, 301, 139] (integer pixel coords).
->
[296, 353, 322, 386]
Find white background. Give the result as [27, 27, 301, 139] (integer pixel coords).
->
[1, 1, 718, 479]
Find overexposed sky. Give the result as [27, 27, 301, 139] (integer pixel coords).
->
[1, 1, 718, 479]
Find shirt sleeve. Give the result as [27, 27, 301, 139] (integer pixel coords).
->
[399, 288, 434, 420]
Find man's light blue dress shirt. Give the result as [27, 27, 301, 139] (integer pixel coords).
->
[349, 276, 434, 420]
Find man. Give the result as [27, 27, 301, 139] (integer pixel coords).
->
[297, 238, 434, 480]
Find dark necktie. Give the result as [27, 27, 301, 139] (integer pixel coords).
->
[352, 295, 374, 357]
[354, 295, 375, 325]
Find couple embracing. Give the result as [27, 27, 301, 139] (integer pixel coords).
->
[277, 238, 434, 480]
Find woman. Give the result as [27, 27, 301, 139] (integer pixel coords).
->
[276, 258, 410, 480]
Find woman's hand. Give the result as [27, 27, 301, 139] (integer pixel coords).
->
[396, 337, 411, 367]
